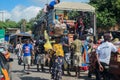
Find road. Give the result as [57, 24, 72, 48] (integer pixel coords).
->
[10, 54, 95, 80]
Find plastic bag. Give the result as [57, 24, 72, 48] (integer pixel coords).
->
[44, 40, 53, 51]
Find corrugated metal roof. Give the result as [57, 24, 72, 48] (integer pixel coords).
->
[54, 2, 95, 12]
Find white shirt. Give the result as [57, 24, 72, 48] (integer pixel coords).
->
[96, 41, 117, 64]
[88, 28, 93, 34]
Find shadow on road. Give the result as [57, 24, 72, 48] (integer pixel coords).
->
[12, 70, 24, 74]
[20, 77, 49, 80]
[79, 76, 95, 80]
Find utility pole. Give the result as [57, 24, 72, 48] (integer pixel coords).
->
[0, 11, 4, 22]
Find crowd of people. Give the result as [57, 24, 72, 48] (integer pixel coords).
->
[13, 31, 120, 80]
[9, 1, 119, 80]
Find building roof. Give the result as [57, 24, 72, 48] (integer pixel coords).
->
[10, 33, 32, 37]
[54, 2, 95, 12]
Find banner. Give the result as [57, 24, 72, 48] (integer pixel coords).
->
[0, 29, 5, 43]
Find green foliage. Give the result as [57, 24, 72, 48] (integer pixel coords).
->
[17, 18, 36, 32]
[0, 21, 7, 29]
[36, 10, 43, 19]
[6, 20, 18, 28]
[89, 0, 120, 29]
[0, 19, 18, 29]
[68, 10, 80, 20]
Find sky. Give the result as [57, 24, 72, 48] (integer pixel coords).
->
[0, 0, 89, 22]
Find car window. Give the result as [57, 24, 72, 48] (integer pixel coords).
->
[0, 48, 5, 53]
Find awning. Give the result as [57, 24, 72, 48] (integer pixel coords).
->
[10, 33, 32, 37]
[54, 2, 95, 12]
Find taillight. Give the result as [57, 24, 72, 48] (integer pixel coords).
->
[0, 75, 5, 80]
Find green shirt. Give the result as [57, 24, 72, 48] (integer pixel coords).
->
[71, 39, 83, 54]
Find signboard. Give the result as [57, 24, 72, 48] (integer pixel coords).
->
[0, 29, 5, 43]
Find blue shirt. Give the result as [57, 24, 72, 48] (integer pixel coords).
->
[49, 0, 57, 8]
[23, 44, 33, 56]
[61, 36, 69, 53]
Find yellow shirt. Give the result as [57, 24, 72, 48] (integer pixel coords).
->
[53, 43, 64, 57]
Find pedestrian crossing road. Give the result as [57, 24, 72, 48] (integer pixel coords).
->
[11, 54, 95, 80]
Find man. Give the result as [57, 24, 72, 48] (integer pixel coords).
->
[61, 33, 71, 75]
[71, 34, 83, 78]
[49, 0, 60, 9]
[96, 33, 117, 80]
[22, 39, 34, 74]
[36, 36, 46, 72]
[15, 42, 22, 65]
[51, 35, 64, 80]
[75, 18, 84, 37]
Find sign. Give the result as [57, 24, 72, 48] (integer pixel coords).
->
[0, 29, 5, 43]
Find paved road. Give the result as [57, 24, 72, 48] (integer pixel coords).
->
[10, 54, 95, 80]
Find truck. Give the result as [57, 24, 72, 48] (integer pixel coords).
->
[33, 2, 96, 42]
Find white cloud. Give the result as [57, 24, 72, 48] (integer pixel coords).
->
[0, 5, 41, 22]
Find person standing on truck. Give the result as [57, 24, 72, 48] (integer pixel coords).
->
[71, 34, 83, 78]
[49, 0, 60, 9]
[75, 18, 84, 37]
[44, 0, 60, 12]
[95, 33, 117, 80]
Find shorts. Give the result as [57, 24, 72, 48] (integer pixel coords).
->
[36, 54, 45, 65]
[64, 53, 71, 65]
[73, 53, 82, 67]
[23, 56, 31, 65]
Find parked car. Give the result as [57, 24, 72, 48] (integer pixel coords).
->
[0, 46, 10, 60]
[0, 51, 13, 80]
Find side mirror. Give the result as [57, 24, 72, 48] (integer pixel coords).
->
[8, 58, 13, 62]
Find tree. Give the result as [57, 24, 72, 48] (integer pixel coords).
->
[5, 19, 18, 28]
[0, 19, 18, 29]
[89, 0, 120, 29]
[0, 21, 7, 29]
[36, 10, 43, 19]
